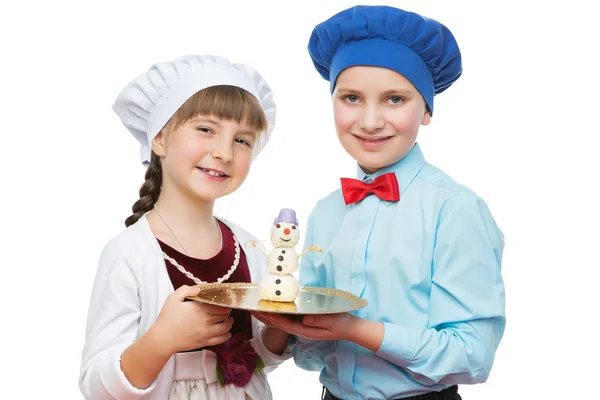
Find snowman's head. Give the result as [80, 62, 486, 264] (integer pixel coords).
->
[270, 222, 300, 248]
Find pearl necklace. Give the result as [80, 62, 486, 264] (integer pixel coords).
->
[154, 205, 240, 284]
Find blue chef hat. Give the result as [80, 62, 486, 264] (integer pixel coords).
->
[308, 5, 462, 113]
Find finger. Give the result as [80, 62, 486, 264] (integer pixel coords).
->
[172, 285, 202, 301]
[253, 317, 273, 328]
[251, 314, 271, 326]
[267, 315, 311, 333]
[259, 314, 283, 328]
[293, 325, 331, 340]
[257, 314, 293, 332]
[303, 314, 328, 328]
[261, 313, 292, 326]
[252, 314, 278, 328]
[267, 315, 329, 339]
[251, 312, 271, 322]
[199, 303, 233, 315]
[205, 333, 232, 347]
[252, 311, 273, 320]
[212, 316, 234, 333]
[254, 312, 281, 322]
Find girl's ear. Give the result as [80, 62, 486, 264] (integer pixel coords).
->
[151, 130, 167, 157]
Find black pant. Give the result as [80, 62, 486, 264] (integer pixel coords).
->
[322, 385, 461, 400]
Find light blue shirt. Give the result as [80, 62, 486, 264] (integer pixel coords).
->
[290, 143, 506, 399]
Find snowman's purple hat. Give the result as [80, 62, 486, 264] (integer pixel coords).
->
[273, 208, 299, 225]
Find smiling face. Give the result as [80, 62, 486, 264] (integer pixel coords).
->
[153, 116, 258, 201]
[151, 86, 268, 202]
[332, 66, 431, 174]
[270, 222, 300, 248]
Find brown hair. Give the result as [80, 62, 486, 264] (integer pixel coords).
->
[124, 85, 268, 227]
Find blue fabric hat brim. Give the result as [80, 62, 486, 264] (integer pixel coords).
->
[308, 6, 463, 113]
[329, 38, 434, 111]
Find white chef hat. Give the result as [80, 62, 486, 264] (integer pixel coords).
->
[113, 54, 276, 166]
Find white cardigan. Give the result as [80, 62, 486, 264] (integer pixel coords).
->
[79, 215, 290, 399]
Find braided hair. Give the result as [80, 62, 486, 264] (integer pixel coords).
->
[124, 152, 162, 227]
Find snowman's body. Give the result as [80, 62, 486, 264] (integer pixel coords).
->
[260, 273, 299, 302]
[266, 247, 298, 275]
[259, 216, 302, 302]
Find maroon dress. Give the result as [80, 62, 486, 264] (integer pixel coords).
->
[158, 220, 253, 349]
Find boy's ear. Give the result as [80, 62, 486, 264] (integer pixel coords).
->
[151, 130, 167, 157]
[422, 111, 432, 126]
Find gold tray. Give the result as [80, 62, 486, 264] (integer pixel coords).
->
[186, 282, 367, 315]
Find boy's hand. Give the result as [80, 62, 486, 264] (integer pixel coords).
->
[251, 311, 279, 328]
[254, 312, 385, 352]
[254, 312, 355, 341]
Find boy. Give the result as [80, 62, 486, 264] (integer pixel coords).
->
[258, 5, 505, 400]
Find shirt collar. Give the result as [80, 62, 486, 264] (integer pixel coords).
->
[356, 142, 426, 194]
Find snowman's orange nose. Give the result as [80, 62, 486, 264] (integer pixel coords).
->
[284, 228, 291, 235]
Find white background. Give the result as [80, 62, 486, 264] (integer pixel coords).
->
[1, 0, 599, 398]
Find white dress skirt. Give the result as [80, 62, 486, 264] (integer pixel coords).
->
[168, 346, 271, 400]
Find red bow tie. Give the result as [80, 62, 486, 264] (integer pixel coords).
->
[340, 172, 400, 205]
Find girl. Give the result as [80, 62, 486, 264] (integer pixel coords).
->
[79, 55, 290, 400]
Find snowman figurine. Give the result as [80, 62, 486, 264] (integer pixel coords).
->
[246, 209, 321, 303]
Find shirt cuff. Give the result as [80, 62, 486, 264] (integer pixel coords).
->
[251, 326, 292, 368]
[287, 334, 298, 346]
[375, 322, 419, 368]
[99, 351, 156, 400]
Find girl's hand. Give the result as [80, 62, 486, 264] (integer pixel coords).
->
[152, 285, 234, 354]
